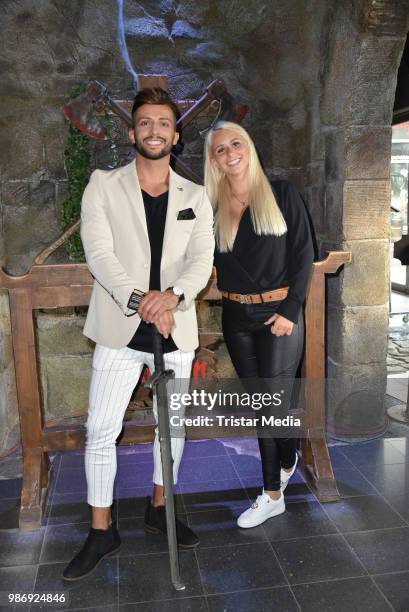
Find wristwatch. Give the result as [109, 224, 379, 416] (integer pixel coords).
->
[168, 286, 185, 304]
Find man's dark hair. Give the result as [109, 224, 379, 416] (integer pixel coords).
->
[131, 87, 181, 130]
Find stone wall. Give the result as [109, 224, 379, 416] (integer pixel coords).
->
[0, 0, 408, 449]
[317, 1, 409, 435]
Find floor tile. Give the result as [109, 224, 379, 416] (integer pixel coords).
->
[197, 542, 286, 594]
[117, 487, 184, 519]
[222, 437, 260, 456]
[272, 534, 365, 584]
[207, 586, 299, 612]
[59, 452, 85, 470]
[385, 437, 409, 460]
[47, 491, 89, 526]
[182, 439, 228, 459]
[178, 456, 237, 484]
[263, 500, 338, 541]
[358, 463, 409, 498]
[293, 576, 392, 612]
[34, 559, 118, 610]
[40, 522, 94, 564]
[381, 492, 409, 524]
[119, 597, 207, 611]
[0, 565, 37, 611]
[117, 455, 154, 471]
[117, 464, 156, 490]
[0, 526, 45, 567]
[327, 446, 355, 469]
[345, 527, 409, 574]
[187, 507, 266, 548]
[82, 606, 117, 612]
[229, 455, 263, 480]
[338, 439, 407, 467]
[118, 551, 203, 604]
[322, 495, 405, 532]
[0, 497, 20, 530]
[117, 486, 152, 518]
[179, 479, 248, 513]
[118, 515, 187, 556]
[54, 468, 88, 495]
[374, 570, 409, 612]
[332, 466, 378, 498]
[117, 444, 154, 466]
[0, 478, 22, 499]
[118, 442, 153, 457]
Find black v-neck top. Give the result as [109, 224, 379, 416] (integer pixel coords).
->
[127, 189, 178, 353]
[214, 180, 314, 323]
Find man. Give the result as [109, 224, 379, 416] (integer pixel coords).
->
[63, 88, 214, 581]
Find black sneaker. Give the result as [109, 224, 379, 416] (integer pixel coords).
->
[144, 497, 199, 549]
[63, 522, 121, 581]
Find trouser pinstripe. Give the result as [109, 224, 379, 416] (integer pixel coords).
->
[85, 343, 194, 507]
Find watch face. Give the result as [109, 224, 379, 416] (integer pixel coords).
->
[173, 286, 183, 296]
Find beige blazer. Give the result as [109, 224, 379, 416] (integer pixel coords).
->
[80, 160, 215, 351]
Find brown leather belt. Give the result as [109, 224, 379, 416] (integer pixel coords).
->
[221, 287, 289, 304]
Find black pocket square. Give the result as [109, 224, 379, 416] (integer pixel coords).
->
[177, 208, 196, 220]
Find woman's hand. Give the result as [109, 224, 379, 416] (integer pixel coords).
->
[264, 313, 294, 336]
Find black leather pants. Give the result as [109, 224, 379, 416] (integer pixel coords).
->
[222, 298, 304, 491]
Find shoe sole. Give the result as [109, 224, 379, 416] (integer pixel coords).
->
[237, 505, 285, 529]
[62, 544, 121, 582]
[143, 523, 200, 549]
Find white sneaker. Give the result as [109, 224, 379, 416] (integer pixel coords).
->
[237, 491, 285, 528]
[280, 453, 298, 492]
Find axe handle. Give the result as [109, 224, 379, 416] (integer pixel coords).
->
[177, 80, 226, 130]
[171, 154, 202, 185]
[105, 97, 133, 128]
[34, 219, 81, 265]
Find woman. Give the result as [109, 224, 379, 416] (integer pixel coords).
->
[204, 121, 314, 528]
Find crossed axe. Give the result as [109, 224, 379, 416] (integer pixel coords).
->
[34, 78, 247, 265]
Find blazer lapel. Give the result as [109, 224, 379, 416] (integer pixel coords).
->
[117, 160, 150, 252]
[162, 167, 184, 255]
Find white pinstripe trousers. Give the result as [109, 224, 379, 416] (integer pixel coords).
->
[85, 343, 194, 507]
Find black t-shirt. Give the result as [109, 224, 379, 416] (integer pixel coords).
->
[127, 189, 178, 353]
[214, 181, 314, 323]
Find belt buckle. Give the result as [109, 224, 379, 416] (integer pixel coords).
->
[240, 294, 251, 304]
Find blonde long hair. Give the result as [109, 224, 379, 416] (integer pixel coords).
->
[204, 121, 287, 252]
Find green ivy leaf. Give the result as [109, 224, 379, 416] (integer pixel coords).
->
[61, 123, 90, 262]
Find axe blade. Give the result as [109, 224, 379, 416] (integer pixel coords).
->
[61, 81, 109, 140]
[218, 90, 249, 123]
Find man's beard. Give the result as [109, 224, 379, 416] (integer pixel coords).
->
[134, 137, 173, 160]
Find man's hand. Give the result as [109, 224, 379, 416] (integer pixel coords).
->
[153, 310, 175, 339]
[264, 313, 294, 337]
[138, 290, 179, 322]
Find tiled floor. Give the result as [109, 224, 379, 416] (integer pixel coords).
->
[1, 436, 409, 611]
